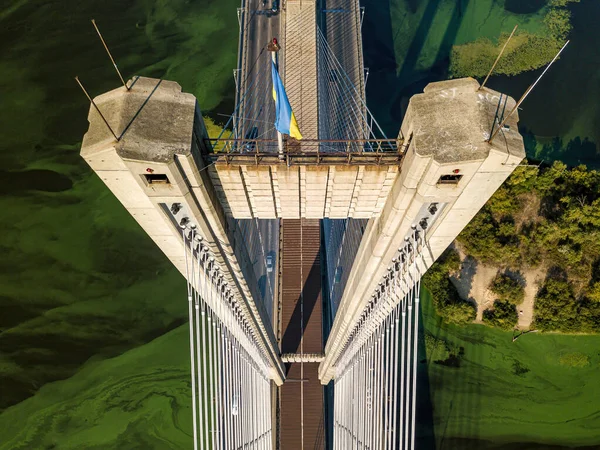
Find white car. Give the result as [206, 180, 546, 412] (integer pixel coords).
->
[266, 255, 274, 273]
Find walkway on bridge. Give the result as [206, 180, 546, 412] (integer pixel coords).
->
[279, 219, 325, 449]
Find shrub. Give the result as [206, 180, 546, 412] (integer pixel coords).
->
[439, 301, 477, 326]
[544, 9, 572, 39]
[490, 273, 525, 305]
[450, 0, 576, 78]
[425, 334, 451, 362]
[450, 33, 561, 78]
[423, 249, 477, 326]
[534, 279, 578, 331]
[483, 300, 518, 330]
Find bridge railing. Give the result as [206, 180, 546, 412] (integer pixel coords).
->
[202, 138, 405, 166]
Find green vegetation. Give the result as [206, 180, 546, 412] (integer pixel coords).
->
[458, 162, 600, 332]
[559, 351, 590, 368]
[422, 249, 476, 325]
[459, 162, 600, 333]
[424, 333, 459, 363]
[482, 300, 518, 330]
[490, 273, 525, 305]
[0, 0, 237, 426]
[534, 278, 600, 333]
[450, 0, 579, 78]
[204, 116, 225, 139]
[450, 32, 563, 78]
[0, 326, 193, 449]
[459, 162, 600, 283]
[420, 290, 600, 448]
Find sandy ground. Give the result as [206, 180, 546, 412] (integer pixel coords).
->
[517, 268, 546, 329]
[450, 254, 498, 322]
[451, 246, 545, 329]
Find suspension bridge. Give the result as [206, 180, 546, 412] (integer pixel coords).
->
[79, 0, 526, 448]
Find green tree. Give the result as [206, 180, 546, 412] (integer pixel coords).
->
[534, 279, 578, 332]
[423, 249, 476, 325]
[425, 334, 454, 362]
[490, 273, 525, 305]
[483, 300, 518, 330]
[439, 301, 477, 325]
[587, 282, 600, 303]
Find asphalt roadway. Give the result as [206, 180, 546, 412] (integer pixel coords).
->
[238, 0, 281, 144]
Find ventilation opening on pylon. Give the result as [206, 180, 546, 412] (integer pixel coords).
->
[143, 173, 170, 185]
[438, 174, 463, 185]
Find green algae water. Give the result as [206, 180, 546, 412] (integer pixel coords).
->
[417, 291, 600, 450]
[1, 0, 600, 448]
[364, 0, 600, 168]
[0, 0, 237, 447]
[485, 0, 600, 168]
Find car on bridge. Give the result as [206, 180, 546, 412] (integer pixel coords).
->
[243, 126, 259, 152]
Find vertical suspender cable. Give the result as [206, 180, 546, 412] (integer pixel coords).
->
[404, 239, 415, 450]
[403, 298, 414, 450]
[378, 324, 385, 450]
[215, 284, 223, 450]
[208, 269, 217, 448]
[410, 235, 422, 450]
[391, 305, 400, 450]
[194, 238, 206, 450]
[399, 293, 406, 450]
[184, 229, 199, 450]
[201, 262, 210, 449]
[384, 304, 392, 445]
[199, 253, 209, 449]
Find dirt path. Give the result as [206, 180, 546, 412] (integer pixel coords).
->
[517, 267, 546, 330]
[450, 255, 498, 322]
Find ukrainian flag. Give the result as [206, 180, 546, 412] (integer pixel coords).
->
[271, 61, 303, 140]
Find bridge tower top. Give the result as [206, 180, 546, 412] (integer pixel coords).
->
[400, 77, 524, 164]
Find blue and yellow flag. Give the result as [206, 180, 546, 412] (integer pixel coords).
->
[271, 61, 303, 140]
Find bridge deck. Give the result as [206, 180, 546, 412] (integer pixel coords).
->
[279, 219, 325, 449]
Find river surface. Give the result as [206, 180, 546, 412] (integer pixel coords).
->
[0, 0, 599, 448]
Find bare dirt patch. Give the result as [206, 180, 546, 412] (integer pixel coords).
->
[451, 245, 546, 328]
[517, 267, 546, 330]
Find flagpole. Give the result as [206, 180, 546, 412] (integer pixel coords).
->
[270, 49, 284, 160]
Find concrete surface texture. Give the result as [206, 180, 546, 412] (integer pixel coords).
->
[80, 77, 285, 384]
[210, 163, 399, 219]
[405, 77, 524, 163]
[82, 77, 197, 164]
[284, 0, 319, 141]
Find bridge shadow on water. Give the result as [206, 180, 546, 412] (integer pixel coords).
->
[362, 0, 472, 136]
[415, 291, 485, 450]
[415, 298, 437, 449]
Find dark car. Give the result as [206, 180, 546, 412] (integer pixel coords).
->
[244, 126, 259, 152]
[271, 0, 279, 13]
